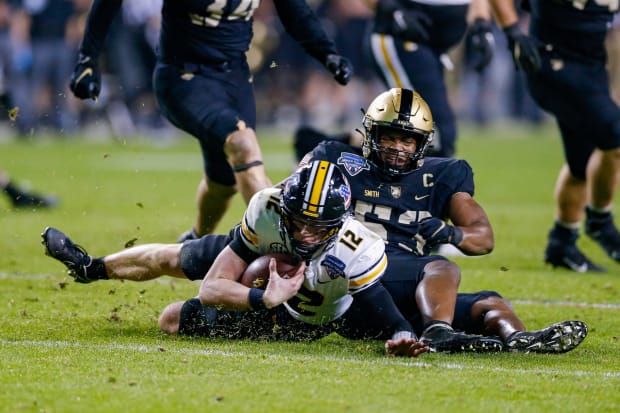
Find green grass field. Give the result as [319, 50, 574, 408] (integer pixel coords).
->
[1, 124, 619, 412]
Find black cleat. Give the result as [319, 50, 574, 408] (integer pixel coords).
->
[585, 214, 620, 262]
[177, 228, 199, 243]
[506, 320, 588, 353]
[420, 323, 504, 353]
[41, 227, 95, 283]
[544, 241, 606, 273]
[7, 189, 59, 209]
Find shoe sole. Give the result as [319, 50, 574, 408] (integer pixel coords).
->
[507, 320, 588, 354]
[544, 255, 606, 273]
[428, 337, 504, 353]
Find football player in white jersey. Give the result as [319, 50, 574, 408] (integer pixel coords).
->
[167, 160, 430, 357]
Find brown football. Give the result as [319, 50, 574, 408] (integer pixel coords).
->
[240, 253, 302, 289]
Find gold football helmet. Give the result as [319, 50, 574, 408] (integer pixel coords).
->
[362, 88, 434, 175]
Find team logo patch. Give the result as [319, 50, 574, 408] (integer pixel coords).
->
[337, 152, 370, 176]
[319, 254, 346, 282]
[269, 243, 288, 254]
[390, 186, 402, 199]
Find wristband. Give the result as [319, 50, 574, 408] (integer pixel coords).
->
[391, 331, 416, 341]
[248, 288, 267, 311]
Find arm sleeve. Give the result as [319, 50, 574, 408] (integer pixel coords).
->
[272, 0, 338, 64]
[79, 0, 123, 58]
[352, 282, 415, 338]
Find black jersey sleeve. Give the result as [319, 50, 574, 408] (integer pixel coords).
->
[272, 0, 338, 64]
[228, 235, 261, 265]
[79, 0, 123, 58]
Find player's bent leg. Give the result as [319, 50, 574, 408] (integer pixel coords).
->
[197, 177, 237, 234]
[159, 301, 185, 334]
[415, 260, 461, 325]
[224, 127, 272, 204]
[545, 166, 606, 272]
[468, 294, 525, 338]
[161, 298, 219, 336]
[178, 177, 237, 241]
[585, 206, 620, 262]
[470, 295, 589, 353]
[417, 262, 503, 353]
[584, 147, 620, 261]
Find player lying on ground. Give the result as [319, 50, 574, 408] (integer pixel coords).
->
[42, 89, 588, 354]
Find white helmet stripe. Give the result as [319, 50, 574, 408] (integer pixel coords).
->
[303, 160, 334, 219]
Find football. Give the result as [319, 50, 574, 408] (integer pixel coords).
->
[240, 253, 302, 289]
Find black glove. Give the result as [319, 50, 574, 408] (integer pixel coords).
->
[69, 53, 101, 100]
[391, 8, 432, 43]
[466, 18, 494, 72]
[503, 23, 541, 74]
[325, 54, 353, 86]
[414, 217, 463, 256]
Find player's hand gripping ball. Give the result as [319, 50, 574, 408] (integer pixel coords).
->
[240, 253, 302, 289]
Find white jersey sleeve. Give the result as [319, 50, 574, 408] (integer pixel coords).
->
[238, 188, 287, 255]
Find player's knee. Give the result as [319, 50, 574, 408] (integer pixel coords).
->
[424, 260, 461, 284]
[158, 301, 185, 334]
[472, 293, 508, 313]
[177, 297, 217, 336]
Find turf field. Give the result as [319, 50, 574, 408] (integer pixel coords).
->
[1, 124, 619, 412]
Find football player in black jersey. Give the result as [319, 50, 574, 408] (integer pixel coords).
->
[69, 0, 353, 241]
[42, 88, 588, 354]
[301, 88, 587, 353]
[491, 0, 620, 273]
[294, 0, 495, 159]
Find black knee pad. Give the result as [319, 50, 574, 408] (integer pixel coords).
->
[178, 298, 218, 336]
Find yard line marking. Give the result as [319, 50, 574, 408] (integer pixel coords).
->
[512, 299, 620, 309]
[2, 339, 619, 378]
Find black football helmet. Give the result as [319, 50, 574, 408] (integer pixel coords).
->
[362, 88, 434, 176]
[280, 160, 352, 259]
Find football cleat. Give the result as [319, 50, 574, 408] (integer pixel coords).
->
[544, 239, 606, 273]
[41, 227, 95, 283]
[420, 323, 504, 353]
[6, 188, 58, 209]
[585, 215, 620, 262]
[506, 320, 588, 353]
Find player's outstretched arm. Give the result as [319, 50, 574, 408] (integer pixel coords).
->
[446, 192, 494, 255]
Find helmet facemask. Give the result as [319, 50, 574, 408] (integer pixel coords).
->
[280, 161, 351, 259]
[362, 88, 434, 176]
